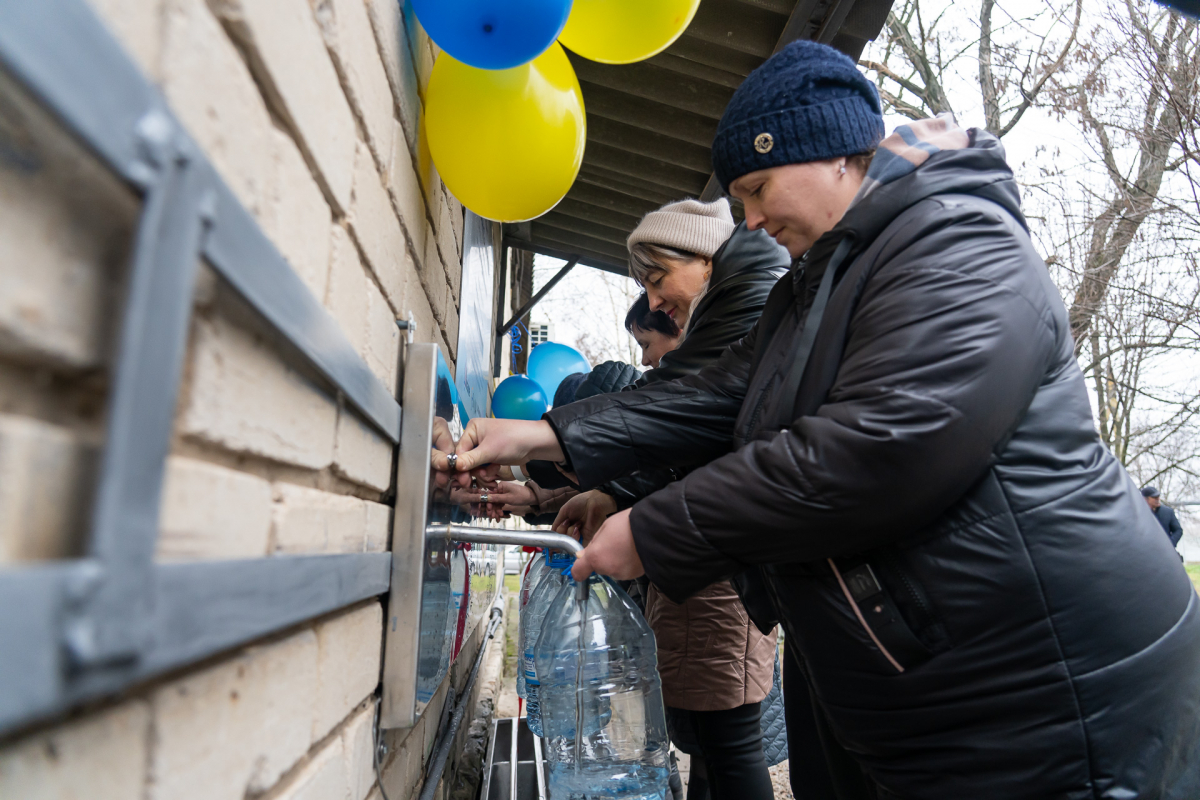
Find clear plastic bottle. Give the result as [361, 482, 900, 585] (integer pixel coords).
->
[517, 552, 550, 700]
[535, 573, 669, 800]
[523, 552, 570, 736]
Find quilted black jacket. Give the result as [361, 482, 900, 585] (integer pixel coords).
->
[545, 131, 1200, 798]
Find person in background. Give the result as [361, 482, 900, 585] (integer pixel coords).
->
[1143, 486, 1185, 552]
[626, 293, 683, 368]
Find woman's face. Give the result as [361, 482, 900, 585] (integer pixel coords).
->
[633, 327, 683, 368]
[640, 256, 711, 330]
[729, 159, 863, 258]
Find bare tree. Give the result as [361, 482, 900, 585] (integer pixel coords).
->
[1052, 3, 1200, 349]
[861, 0, 1081, 135]
[861, 0, 1200, 499]
[1078, 237, 1200, 487]
[531, 258, 640, 369]
[1024, 1, 1200, 495]
[859, 0, 959, 120]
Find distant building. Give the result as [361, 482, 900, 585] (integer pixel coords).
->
[529, 322, 551, 348]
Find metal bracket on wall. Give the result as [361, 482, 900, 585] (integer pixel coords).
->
[491, 254, 579, 377]
[0, 0, 400, 736]
[67, 118, 212, 669]
[495, 258, 578, 339]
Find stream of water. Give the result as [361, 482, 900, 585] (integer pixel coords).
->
[573, 585, 588, 776]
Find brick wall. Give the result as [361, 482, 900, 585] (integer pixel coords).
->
[0, 0, 486, 797]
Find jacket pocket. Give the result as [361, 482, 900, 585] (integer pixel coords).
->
[830, 555, 941, 672]
[872, 549, 953, 655]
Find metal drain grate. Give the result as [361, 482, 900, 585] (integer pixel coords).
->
[481, 717, 547, 800]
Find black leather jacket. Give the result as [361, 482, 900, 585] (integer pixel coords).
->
[635, 222, 788, 386]
[605, 223, 788, 508]
[546, 131, 1200, 798]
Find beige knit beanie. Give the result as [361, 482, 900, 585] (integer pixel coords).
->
[626, 197, 735, 258]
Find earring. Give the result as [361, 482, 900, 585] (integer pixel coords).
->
[839, 162, 847, 175]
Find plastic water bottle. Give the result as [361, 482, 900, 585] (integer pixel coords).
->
[523, 552, 570, 736]
[535, 572, 670, 799]
[517, 552, 550, 700]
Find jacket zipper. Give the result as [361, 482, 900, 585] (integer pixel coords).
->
[878, 553, 935, 632]
[746, 383, 770, 440]
[745, 294, 807, 439]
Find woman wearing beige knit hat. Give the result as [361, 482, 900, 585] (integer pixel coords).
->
[625, 197, 736, 333]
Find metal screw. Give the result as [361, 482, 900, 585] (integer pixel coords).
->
[65, 561, 102, 601]
[63, 618, 98, 664]
[395, 312, 416, 344]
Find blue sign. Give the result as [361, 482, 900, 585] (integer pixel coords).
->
[455, 211, 496, 422]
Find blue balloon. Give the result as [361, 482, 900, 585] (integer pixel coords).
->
[411, 0, 573, 71]
[491, 375, 550, 420]
[527, 342, 590, 404]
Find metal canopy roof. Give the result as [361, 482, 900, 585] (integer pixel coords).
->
[502, 0, 895, 275]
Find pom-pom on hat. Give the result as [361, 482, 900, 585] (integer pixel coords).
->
[711, 40, 885, 192]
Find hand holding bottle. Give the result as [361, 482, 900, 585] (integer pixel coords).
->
[571, 508, 644, 581]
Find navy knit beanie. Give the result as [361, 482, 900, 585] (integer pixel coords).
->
[711, 40, 884, 192]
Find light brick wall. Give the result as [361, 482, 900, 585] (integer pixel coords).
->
[0, 0, 483, 796]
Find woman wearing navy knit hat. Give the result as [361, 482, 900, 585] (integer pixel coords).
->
[439, 40, 1200, 798]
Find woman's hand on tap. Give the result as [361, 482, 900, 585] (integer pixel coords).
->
[431, 418, 564, 488]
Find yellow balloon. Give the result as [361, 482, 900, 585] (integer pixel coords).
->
[425, 43, 586, 223]
[559, 0, 702, 64]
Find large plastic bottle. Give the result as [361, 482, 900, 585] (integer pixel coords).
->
[517, 551, 550, 700]
[522, 552, 570, 736]
[535, 573, 670, 800]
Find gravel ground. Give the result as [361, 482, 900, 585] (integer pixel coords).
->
[769, 760, 795, 799]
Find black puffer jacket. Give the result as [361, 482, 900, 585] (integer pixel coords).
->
[546, 131, 1200, 798]
[576, 360, 642, 400]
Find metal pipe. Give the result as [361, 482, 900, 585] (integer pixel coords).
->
[427, 523, 583, 556]
[415, 601, 505, 800]
[428, 524, 589, 602]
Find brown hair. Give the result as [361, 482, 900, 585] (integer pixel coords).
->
[627, 242, 702, 286]
[846, 148, 876, 175]
[624, 292, 681, 338]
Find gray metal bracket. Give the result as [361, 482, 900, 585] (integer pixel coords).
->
[0, 0, 405, 737]
[68, 120, 212, 668]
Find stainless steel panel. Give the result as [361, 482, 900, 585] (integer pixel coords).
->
[380, 344, 438, 730]
[380, 345, 502, 730]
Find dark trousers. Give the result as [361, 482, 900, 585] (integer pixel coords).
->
[667, 702, 775, 800]
[783, 644, 877, 800]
